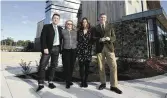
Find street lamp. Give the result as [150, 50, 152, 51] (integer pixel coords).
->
[1, 29, 3, 45]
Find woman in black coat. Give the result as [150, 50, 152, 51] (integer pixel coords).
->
[77, 17, 93, 87]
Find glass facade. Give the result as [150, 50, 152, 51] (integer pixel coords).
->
[148, 19, 155, 57]
[156, 20, 167, 56]
[148, 18, 167, 57]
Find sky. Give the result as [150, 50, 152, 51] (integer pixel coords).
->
[1, 1, 45, 41]
[161, 1, 167, 14]
[1, 1, 167, 41]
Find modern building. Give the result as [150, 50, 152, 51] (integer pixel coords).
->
[78, 0, 167, 58]
[35, 0, 167, 58]
[44, 0, 80, 25]
[78, 0, 148, 25]
[34, 19, 44, 51]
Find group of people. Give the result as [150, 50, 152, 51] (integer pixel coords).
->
[36, 12, 122, 94]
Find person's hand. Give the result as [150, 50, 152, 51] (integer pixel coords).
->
[44, 49, 49, 54]
[100, 37, 106, 42]
[105, 37, 110, 41]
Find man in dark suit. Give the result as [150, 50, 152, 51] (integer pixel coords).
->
[94, 13, 122, 94]
[36, 13, 63, 92]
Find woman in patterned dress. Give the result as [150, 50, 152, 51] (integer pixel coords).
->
[77, 17, 93, 87]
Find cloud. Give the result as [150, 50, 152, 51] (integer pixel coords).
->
[21, 15, 28, 19]
[21, 20, 36, 25]
[22, 20, 31, 24]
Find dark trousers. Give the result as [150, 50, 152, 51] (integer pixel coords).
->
[38, 46, 60, 84]
[79, 60, 90, 82]
[62, 49, 77, 83]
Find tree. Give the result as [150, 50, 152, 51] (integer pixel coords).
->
[17, 40, 25, 46]
[1, 37, 14, 46]
[25, 42, 34, 51]
[24, 40, 31, 47]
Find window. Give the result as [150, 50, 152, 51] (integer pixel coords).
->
[97, 1, 99, 21]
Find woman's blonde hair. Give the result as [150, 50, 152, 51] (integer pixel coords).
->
[65, 20, 74, 30]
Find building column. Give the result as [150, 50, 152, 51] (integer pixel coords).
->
[146, 20, 151, 58]
[152, 18, 160, 56]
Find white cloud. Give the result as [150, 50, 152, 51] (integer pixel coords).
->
[21, 20, 36, 25]
[21, 15, 28, 19]
[22, 20, 30, 24]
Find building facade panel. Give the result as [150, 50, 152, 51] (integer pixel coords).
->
[81, 1, 126, 25]
[81, 1, 98, 26]
[125, 0, 147, 15]
[45, 0, 80, 26]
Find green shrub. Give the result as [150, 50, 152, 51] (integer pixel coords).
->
[19, 59, 32, 76]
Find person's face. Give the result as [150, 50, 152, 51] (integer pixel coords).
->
[52, 15, 60, 25]
[66, 21, 73, 30]
[83, 19, 88, 28]
[100, 15, 107, 24]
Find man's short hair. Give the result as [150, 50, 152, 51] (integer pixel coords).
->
[99, 13, 107, 17]
[52, 13, 60, 19]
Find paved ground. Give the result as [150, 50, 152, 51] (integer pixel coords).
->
[1, 52, 167, 98]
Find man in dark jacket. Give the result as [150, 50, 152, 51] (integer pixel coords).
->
[36, 13, 63, 92]
[94, 13, 122, 94]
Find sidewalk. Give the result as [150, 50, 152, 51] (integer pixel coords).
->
[1, 68, 167, 98]
[1, 52, 167, 98]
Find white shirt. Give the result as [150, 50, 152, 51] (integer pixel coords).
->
[101, 23, 105, 29]
[52, 24, 60, 46]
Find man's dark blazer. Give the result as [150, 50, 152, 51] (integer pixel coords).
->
[93, 23, 116, 54]
[40, 24, 63, 54]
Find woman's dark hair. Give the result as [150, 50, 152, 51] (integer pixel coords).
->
[79, 17, 91, 30]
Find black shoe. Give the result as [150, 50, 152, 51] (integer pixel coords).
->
[48, 83, 56, 89]
[36, 85, 44, 92]
[66, 84, 70, 89]
[80, 82, 84, 87]
[98, 84, 106, 90]
[110, 87, 122, 94]
[83, 82, 88, 88]
[69, 82, 73, 86]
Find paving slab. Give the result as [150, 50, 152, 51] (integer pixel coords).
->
[0, 73, 12, 98]
[3, 66, 37, 77]
[23, 79, 72, 98]
[56, 82, 101, 98]
[4, 76, 40, 98]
